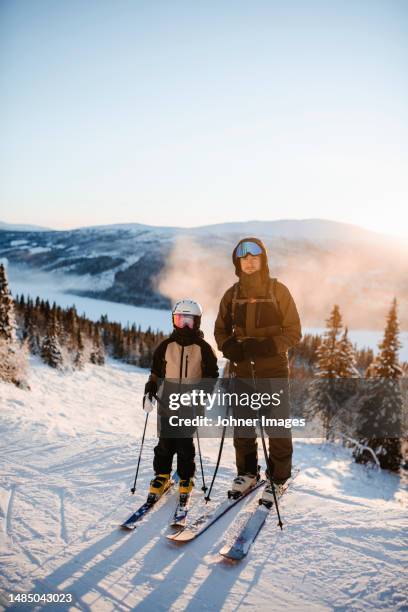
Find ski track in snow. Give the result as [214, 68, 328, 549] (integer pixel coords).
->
[0, 361, 407, 611]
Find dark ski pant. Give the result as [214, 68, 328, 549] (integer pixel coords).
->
[153, 437, 196, 480]
[232, 375, 292, 483]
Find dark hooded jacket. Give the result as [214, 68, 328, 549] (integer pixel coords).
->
[214, 237, 301, 377]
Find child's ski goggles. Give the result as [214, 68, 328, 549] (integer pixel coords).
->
[234, 241, 263, 258]
[173, 313, 198, 329]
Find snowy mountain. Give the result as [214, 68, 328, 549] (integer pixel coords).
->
[191, 218, 390, 244]
[0, 219, 407, 328]
[0, 358, 407, 610]
[0, 221, 52, 232]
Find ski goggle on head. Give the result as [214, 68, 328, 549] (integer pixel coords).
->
[235, 241, 263, 258]
[173, 313, 199, 330]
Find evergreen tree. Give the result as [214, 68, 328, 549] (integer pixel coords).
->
[355, 347, 374, 374]
[112, 326, 125, 359]
[24, 307, 41, 355]
[41, 312, 63, 369]
[337, 328, 358, 378]
[73, 328, 85, 370]
[307, 305, 351, 439]
[317, 305, 343, 376]
[0, 263, 17, 343]
[90, 324, 105, 365]
[0, 263, 26, 385]
[335, 327, 360, 435]
[354, 299, 403, 471]
[65, 306, 79, 349]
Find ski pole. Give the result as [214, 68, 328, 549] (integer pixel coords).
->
[205, 381, 232, 502]
[196, 429, 207, 493]
[250, 360, 283, 530]
[131, 411, 149, 494]
[204, 412, 227, 502]
[259, 422, 283, 529]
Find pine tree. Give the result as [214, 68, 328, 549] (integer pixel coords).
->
[307, 305, 351, 439]
[317, 305, 343, 377]
[0, 263, 17, 343]
[112, 326, 125, 359]
[354, 299, 403, 471]
[335, 327, 360, 435]
[337, 328, 359, 378]
[90, 324, 105, 365]
[0, 263, 26, 385]
[23, 305, 41, 355]
[41, 312, 63, 369]
[73, 328, 85, 370]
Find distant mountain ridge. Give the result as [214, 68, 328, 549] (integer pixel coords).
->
[0, 219, 406, 328]
[0, 218, 392, 243]
[0, 221, 52, 232]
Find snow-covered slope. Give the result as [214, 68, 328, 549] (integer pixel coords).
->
[0, 360, 407, 610]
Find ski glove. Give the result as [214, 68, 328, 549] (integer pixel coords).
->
[222, 337, 245, 363]
[144, 379, 158, 400]
[242, 337, 278, 360]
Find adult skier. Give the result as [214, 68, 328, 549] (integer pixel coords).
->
[144, 299, 218, 500]
[214, 238, 301, 501]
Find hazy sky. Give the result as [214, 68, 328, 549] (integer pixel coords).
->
[1, 0, 407, 235]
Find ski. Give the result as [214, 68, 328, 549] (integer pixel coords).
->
[166, 479, 266, 542]
[121, 475, 177, 530]
[219, 470, 299, 560]
[170, 493, 191, 528]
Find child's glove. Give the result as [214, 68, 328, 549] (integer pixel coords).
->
[144, 379, 158, 400]
[143, 379, 158, 413]
[143, 394, 155, 413]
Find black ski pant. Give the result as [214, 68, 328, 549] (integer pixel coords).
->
[233, 376, 292, 483]
[153, 436, 196, 480]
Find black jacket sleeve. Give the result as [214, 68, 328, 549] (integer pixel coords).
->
[150, 339, 170, 378]
[199, 340, 219, 378]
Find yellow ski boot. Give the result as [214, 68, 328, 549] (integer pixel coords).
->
[179, 478, 194, 495]
[149, 473, 171, 497]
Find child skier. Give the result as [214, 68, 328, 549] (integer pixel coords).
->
[144, 299, 218, 502]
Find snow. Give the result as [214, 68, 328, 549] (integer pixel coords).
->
[0, 359, 407, 610]
[10, 240, 28, 247]
[28, 246, 51, 255]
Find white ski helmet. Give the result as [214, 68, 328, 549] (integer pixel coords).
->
[172, 299, 202, 330]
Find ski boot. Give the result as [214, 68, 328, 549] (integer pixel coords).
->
[260, 481, 285, 508]
[171, 478, 194, 526]
[179, 478, 194, 495]
[228, 473, 258, 499]
[148, 473, 171, 501]
[178, 478, 194, 507]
